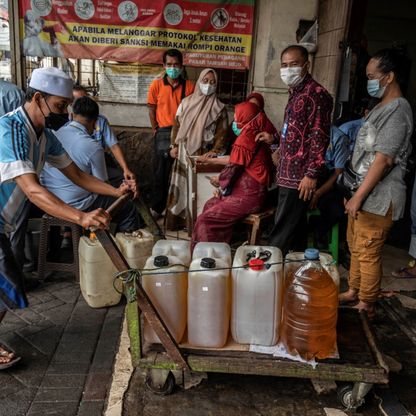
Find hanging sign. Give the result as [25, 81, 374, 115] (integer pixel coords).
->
[18, 0, 254, 70]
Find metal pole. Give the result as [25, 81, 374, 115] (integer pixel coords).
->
[8, 0, 25, 88]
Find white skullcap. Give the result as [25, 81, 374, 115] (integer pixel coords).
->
[29, 67, 73, 99]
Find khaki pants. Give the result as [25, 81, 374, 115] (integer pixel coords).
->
[347, 207, 393, 303]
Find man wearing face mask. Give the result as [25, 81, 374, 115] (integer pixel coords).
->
[41, 96, 141, 232]
[0, 67, 134, 368]
[147, 49, 194, 215]
[257, 45, 333, 255]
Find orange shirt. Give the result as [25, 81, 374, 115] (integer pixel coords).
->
[147, 76, 194, 128]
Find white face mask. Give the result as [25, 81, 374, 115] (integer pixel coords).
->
[199, 82, 216, 96]
[280, 66, 304, 87]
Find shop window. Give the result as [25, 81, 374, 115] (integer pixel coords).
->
[216, 68, 249, 105]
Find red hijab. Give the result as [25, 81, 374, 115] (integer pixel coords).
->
[231, 101, 273, 185]
[246, 92, 265, 110]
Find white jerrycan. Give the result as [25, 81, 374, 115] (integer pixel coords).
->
[142, 254, 188, 344]
[192, 242, 231, 266]
[188, 257, 230, 348]
[231, 245, 283, 346]
[115, 229, 154, 269]
[152, 239, 191, 266]
[79, 235, 121, 308]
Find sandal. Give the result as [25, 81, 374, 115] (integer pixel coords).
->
[391, 267, 416, 279]
[0, 344, 21, 370]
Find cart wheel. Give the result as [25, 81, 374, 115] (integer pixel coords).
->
[145, 369, 175, 395]
[337, 384, 358, 409]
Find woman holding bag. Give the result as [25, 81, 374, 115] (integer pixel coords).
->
[165, 68, 228, 231]
[339, 48, 413, 317]
[191, 101, 274, 248]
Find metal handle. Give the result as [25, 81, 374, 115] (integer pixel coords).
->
[106, 191, 133, 216]
[89, 192, 133, 232]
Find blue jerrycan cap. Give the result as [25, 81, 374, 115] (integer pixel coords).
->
[304, 248, 320, 260]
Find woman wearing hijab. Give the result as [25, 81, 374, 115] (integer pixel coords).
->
[165, 68, 228, 231]
[192, 101, 274, 247]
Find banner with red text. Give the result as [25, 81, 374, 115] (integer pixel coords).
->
[18, 0, 254, 69]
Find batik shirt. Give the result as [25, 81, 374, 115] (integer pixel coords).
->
[277, 74, 333, 189]
[0, 107, 72, 233]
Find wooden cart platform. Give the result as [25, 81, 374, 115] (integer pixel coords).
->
[94, 195, 389, 411]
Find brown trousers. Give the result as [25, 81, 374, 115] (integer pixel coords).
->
[347, 206, 393, 303]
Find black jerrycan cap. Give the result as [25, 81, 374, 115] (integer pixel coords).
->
[200, 257, 216, 269]
[154, 255, 169, 267]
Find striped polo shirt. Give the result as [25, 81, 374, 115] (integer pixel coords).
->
[0, 106, 71, 233]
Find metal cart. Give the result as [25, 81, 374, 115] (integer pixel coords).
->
[96, 195, 389, 411]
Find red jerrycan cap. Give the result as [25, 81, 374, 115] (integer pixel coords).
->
[248, 258, 264, 271]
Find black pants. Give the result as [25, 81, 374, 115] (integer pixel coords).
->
[316, 188, 345, 236]
[151, 127, 173, 214]
[88, 194, 142, 232]
[268, 186, 309, 255]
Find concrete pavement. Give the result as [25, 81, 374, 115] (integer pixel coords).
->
[0, 274, 124, 416]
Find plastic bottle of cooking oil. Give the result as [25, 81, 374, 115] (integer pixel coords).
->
[142, 254, 187, 344]
[285, 251, 339, 287]
[188, 256, 230, 348]
[281, 248, 338, 360]
[231, 245, 283, 346]
[79, 233, 121, 308]
[116, 229, 154, 269]
[152, 239, 191, 266]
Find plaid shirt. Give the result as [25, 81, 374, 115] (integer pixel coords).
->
[277, 74, 333, 189]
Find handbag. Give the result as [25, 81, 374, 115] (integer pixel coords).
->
[336, 160, 363, 200]
[337, 157, 396, 200]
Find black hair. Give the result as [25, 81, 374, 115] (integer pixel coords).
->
[281, 44, 309, 62]
[73, 84, 88, 93]
[372, 48, 408, 89]
[25, 86, 50, 102]
[163, 48, 183, 65]
[72, 96, 99, 121]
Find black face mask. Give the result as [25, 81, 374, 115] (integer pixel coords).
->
[40, 97, 69, 131]
[44, 112, 69, 131]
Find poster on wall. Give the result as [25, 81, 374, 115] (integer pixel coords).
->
[99, 62, 163, 103]
[18, 0, 254, 70]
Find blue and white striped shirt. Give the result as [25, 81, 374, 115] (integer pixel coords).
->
[0, 107, 71, 233]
